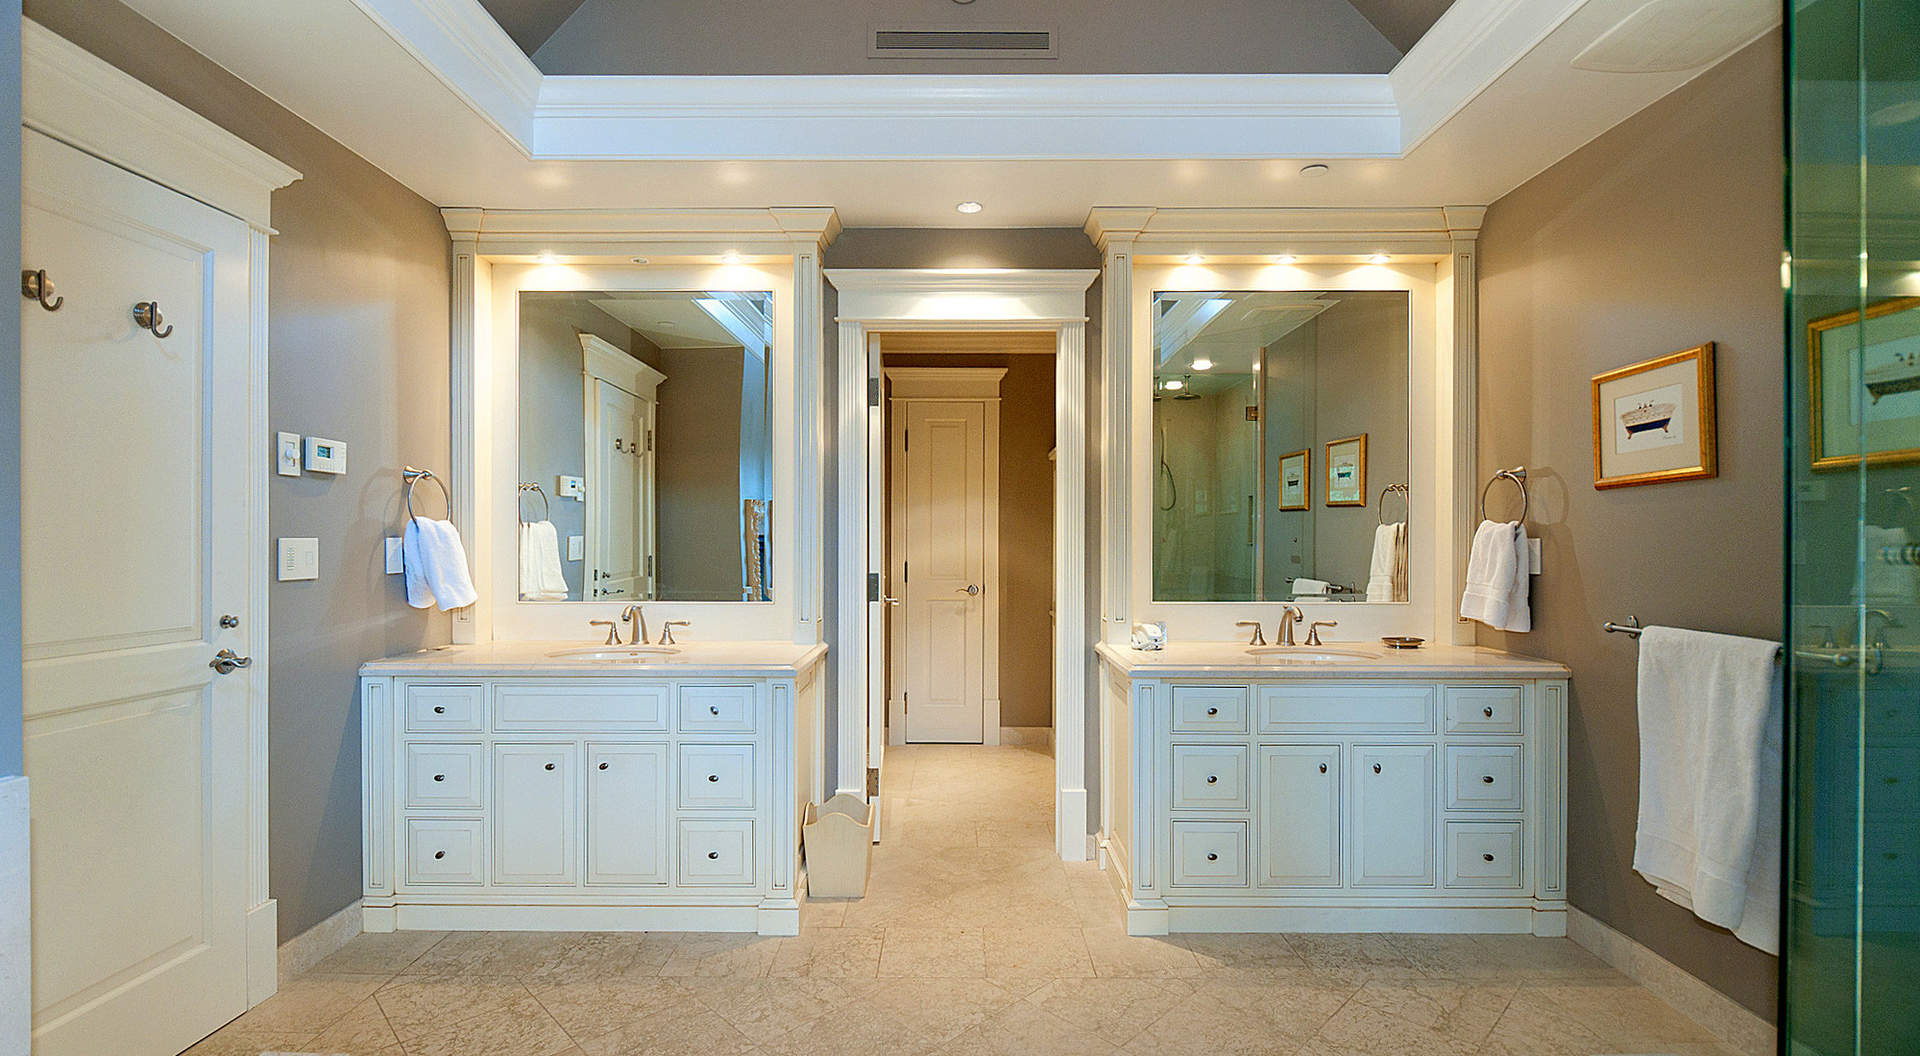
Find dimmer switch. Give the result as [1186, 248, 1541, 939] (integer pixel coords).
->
[278, 538, 319, 581]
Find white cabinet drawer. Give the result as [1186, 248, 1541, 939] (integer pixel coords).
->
[1443, 686, 1524, 734]
[1171, 744, 1250, 810]
[1445, 822, 1524, 889]
[678, 743, 757, 810]
[678, 684, 756, 733]
[494, 683, 669, 733]
[404, 684, 484, 733]
[679, 819, 756, 886]
[1260, 685, 1436, 734]
[1170, 821, 1249, 887]
[1445, 745, 1524, 811]
[404, 742, 484, 810]
[405, 818, 484, 886]
[1170, 686, 1250, 734]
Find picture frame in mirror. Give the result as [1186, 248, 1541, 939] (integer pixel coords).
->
[1325, 434, 1367, 506]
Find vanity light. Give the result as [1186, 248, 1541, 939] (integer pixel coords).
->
[1367, 253, 1392, 264]
[720, 251, 742, 265]
[1299, 164, 1330, 178]
[1164, 377, 1185, 391]
[536, 252, 558, 265]
[955, 201, 984, 214]
[1274, 255, 1297, 265]
[629, 256, 651, 265]
[1191, 357, 1213, 371]
[1184, 252, 1205, 266]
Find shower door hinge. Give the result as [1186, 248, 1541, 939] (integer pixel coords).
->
[868, 377, 881, 407]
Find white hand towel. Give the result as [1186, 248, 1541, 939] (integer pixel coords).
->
[1366, 523, 1407, 603]
[1459, 520, 1529, 631]
[1632, 626, 1783, 954]
[519, 521, 570, 601]
[403, 517, 479, 612]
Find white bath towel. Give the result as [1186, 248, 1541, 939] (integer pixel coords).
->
[1860, 525, 1918, 603]
[403, 516, 479, 611]
[1366, 522, 1407, 603]
[519, 520, 570, 601]
[1459, 520, 1530, 631]
[1292, 577, 1331, 596]
[1632, 626, 1783, 954]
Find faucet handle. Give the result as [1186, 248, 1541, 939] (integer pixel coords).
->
[1236, 620, 1267, 646]
[660, 619, 690, 646]
[589, 619, 621, 646]
[1305, 620, 1338, 647]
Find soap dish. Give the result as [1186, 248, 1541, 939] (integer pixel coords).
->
[1380, 636, 1426, 649]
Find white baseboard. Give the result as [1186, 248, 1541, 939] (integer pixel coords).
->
[1565, 906, 1775, 1056]
[276, 899, 363, 986]
[1, 777, 30, 1056]
[999, 726, 1053, 747]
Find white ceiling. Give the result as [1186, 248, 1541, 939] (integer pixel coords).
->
[109, 0, 1780, 228]
[587, 294, 743, 350]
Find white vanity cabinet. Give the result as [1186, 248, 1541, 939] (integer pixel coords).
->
[1096, 644, 1569, 936]
[360, 643, 826, 936]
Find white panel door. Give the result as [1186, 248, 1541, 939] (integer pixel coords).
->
[589, 379, 649, 600]
[1258, 745, 1342, 886]
[1352, 744, 1438, 886]
[584, 742, 668, 886]
[899, 401, 988, 743]
[20, 130, 255, 1056]
[492, 743, 580, 885]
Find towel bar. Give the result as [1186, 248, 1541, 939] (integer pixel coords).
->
[1603, 615, 1872, 672]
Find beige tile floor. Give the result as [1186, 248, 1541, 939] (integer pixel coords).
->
[191, 744, 1744, 1056]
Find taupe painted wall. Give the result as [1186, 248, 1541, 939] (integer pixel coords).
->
[885, 353, 1057, 730]
[1475, 35, 1784, 1017]
[533, 0, 1401, 75]
[820, 229, 1102, 827]
[27, 0, 455, 940]
[1, 0, 22, 778]
[1312, 294, 1410, 591]
[654, 346, 751, 601]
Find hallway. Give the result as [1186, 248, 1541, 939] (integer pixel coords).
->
[191, 746, 1743, 1055]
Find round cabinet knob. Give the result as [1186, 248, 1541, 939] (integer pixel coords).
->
[1319, 763, 1328, 774]
[1483, 706, 1494, 718]
[433, 774, 446, 782]
[710, 705, 721, 715]
[434, 850, 446, 860]
[1482, 775, 1495, 784]
[599, 762, 610, 770]
[544, 762, 556, 771]
[1482, 853, 1495, 863]
[708, 851, 720, 860]
[1373, 763, 1382, 774]
[1206, 852, 1219, 861]
[708, 774, 719, 783]
[1206, 707, 1218, 716]
[1206, 775, 1218, 784]
[433, 706, 446, 714]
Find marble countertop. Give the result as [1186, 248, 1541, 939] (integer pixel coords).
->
[360, 640, 829, 678]
[1093, 640, 1569, 679]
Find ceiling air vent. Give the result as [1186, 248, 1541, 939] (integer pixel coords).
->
[869, 26, 1057, 60]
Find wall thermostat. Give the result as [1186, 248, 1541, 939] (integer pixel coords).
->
[303, 436, 347, 474]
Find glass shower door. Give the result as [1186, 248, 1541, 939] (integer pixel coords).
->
[1784, 1, 1920, 1052]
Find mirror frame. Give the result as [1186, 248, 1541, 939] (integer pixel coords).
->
[1128, 259, 1458, 644]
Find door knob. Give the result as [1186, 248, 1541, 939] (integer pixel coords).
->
[956, 584, 981, 596]
[210, 649, 252, 674]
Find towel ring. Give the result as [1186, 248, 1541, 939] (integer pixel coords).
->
[403, 466, 450, 523]
[1479, 466, 1528, 523]
[518, 482, 551, 523]
[1378, 483, 1409, 526]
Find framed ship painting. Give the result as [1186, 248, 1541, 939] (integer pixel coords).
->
[1809, 297, 1920, 471]
[1325, 434, 1367, 506]
[1591, 343, 1718, 489]
[1278, 449, 1310, 510]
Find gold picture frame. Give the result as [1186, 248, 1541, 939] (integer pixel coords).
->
[1590, 343, 1717, 489]
[1277, 449, 1311, 510]
[1809, 297, 1920, 471]
[1324, 434, 1367, 506]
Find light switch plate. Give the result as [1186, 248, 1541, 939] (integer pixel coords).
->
[276, 432, 302, 477]
[385, 537, 405, 575]
[303, 436, 347, 475]
[277, 537, 319, 581]
[557, 475, 585, 499]
[567, 535, 584, 562]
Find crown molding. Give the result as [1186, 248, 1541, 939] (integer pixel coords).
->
[22, 20, 301, 231]
[1084, 206, 1491, 255]
[438, 206, 843, 254]
[826, 268, 1099, 324]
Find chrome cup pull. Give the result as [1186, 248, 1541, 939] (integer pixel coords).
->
[433, 774, 445, 782]
[599, 762, 609, 770]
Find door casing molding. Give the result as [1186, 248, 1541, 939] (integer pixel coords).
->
[826, 269, 1098, 862]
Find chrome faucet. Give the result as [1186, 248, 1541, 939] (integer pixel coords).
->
[620, 604, 647, 645]
[1306, 620, 1339, 646]
[1862, 608, 1904, 649]
[660, 619, 690, 646]
[1277, 606, 1304, 646]
[1236, 620, 1267, 646]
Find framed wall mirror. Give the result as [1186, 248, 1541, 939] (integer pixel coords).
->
[1150, 289, 1411, 603]
[516, 289, 775, 603]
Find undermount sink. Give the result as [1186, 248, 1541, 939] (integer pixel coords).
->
[1244, 646, 1377, 663]
[547, 645, 682, 662]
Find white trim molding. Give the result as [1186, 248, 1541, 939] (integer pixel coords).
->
[826, 269, 1099, 861]
[1566, 906, 1776, 1056]
[0, 777, 28, 1056]
[22, 19, 301, 232]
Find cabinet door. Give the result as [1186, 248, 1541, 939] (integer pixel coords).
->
[1258, 745, 1341, 887]
[1353, 744, 1437, 886]
[585, 742, 669, 886]
[492, 742, 579, 885]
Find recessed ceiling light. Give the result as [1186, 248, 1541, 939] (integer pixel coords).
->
[1274, 254, 1297, 265]
[629, 256, 651, 265]
[536, 252, 558, 264]
[1299, 164, 1331, 178]
[1184, 252, 1205, 266]
[655, 320, 676, 328]
[1191, 357, 1213, 371]
[1164, 377, 1185, 391]
[1367, 253, 1391, 264]
[720, 251, 741, 265]
[955, 201, 984, 214]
